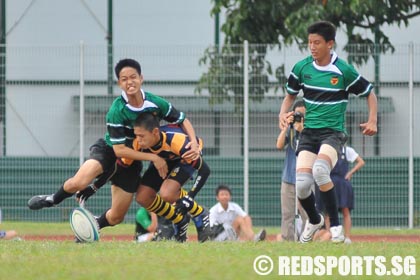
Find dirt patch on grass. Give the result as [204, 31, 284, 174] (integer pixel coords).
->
[21, 234, 420, 243]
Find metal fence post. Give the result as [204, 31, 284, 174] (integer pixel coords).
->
[243, 40, 249, 213]
[79, 41, 85, 166]
[408, 42, 414, 229]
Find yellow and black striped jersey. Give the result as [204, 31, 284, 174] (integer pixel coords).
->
[122, 124, 203, 166]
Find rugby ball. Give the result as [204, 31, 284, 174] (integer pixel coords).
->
[70, 207, 100, 242]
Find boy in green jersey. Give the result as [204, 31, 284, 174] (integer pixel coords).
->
[279, 21, 377, 243]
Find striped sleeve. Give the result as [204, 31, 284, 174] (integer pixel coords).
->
[106, 104, 127, 145]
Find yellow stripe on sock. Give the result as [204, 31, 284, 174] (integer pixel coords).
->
[147, 195, 161, 213]
[172, 213, 183, 224]
[190, 203, 203, 217]
[156, 202, 170, 217]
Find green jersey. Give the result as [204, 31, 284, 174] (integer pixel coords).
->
[285, 52, 373, 132]
[105, 90, 185, 146]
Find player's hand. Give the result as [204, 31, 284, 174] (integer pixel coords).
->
[360, 120, 377, 136]
[152, 156, 168, 179]
[279, 111, 294, 130]
[75, 184, 97, 204]
[182, 142, 201, 161]
[174, 195, 194, 215]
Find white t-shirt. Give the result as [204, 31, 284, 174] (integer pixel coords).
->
[209, 201, 247, 227]
[345, 146, 359, 163]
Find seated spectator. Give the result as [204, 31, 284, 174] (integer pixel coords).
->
[209, 185, 266, 242]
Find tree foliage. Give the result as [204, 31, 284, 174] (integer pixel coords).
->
[196, 0, 420, 105]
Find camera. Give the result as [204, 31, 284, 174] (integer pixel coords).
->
[293, 111, 304, 123]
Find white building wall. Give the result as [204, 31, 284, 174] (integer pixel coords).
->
[3, 1, 420, 157]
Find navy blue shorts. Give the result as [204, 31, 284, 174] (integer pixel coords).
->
[296, 128, 347, 156]
[141, 160, 194, 192]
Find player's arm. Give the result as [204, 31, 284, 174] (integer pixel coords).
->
[279, 94, 296, 130]
[113, 144, 168, 179]
[113, 143, 160, 162]
[155, 97, 200, 161]
[107, 109, 168, 178]
[360, 91, 378, 136]
[345, 67, 377, 136]
[280, 65, 301, 130]
[179, 118, 201, 161]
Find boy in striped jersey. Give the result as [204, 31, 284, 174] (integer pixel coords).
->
[279, 21, 377, 243]
[130, 112, 213, 242]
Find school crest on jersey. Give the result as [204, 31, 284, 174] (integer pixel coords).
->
[330, 77, 339, 85]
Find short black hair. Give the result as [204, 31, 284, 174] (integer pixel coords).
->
[134, 112, 160, 132]
[114, 58, 142, 79]
[215, 184, 232, 196]
[307, 21, 336, 42]
[292, 100, 305, 111]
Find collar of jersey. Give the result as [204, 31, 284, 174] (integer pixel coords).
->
[149, 132, 166, 154]
[312, 51, 341, 74]
[121, 89, 146, 111]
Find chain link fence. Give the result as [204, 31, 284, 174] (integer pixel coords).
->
[0, 43, 419, 229]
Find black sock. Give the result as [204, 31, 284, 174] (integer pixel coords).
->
[299, 192, 320, 224]
[320, 187, 339, 227]
[52, 185, 73, 204]
[97, 211, 111, 229]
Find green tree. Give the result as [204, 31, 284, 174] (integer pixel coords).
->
[196, 0, 420, 104]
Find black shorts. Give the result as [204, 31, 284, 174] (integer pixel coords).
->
[141, 160, 195, 192]
[296, 128, 347, 156]
[89, 138, 142, 193]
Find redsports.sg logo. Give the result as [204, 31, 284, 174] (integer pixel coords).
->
[253, 255, 416, 277]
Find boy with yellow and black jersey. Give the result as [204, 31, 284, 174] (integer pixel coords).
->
[126, 113, 213, 242]
[125, 123, 203, 165]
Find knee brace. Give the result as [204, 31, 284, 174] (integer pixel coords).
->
[296, 173, 314, 199]
[313, 159, 332, 186]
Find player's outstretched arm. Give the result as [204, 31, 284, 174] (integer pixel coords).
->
[114, 144, 168, 179]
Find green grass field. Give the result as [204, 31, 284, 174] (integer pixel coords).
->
[3, 221, 420, 237]
[1, 222, 419, 280]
